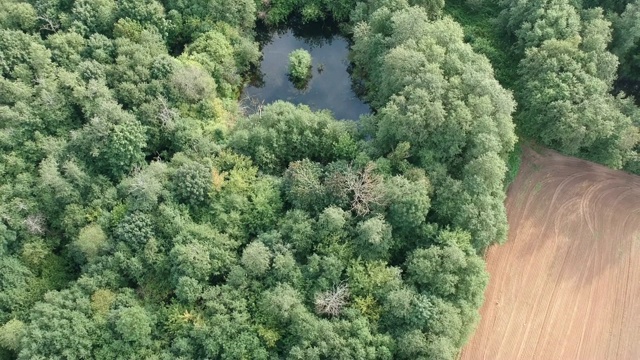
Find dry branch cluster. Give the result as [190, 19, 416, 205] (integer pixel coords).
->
[158, 97, 177, 130]
[314, 284, 350, 317]
[24, 213, 46, 235]
[328, 163, 386, 216]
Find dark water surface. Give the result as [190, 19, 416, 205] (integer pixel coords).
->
[243, 30, 370, 120]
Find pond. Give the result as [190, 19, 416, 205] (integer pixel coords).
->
[243, 30, 370, 120]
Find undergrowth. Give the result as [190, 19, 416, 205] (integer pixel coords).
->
[444, 0, 520, 88]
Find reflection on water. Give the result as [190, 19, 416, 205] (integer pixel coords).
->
[243, 30, 370, 120]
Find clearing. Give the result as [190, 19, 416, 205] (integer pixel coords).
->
[461, 146, 640, 359]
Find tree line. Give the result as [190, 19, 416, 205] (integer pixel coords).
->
[500, 0, 639, 171]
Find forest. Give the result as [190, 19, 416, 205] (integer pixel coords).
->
[0, 0, 638, 359]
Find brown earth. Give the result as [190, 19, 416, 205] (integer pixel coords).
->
[461, 146, 640, 360]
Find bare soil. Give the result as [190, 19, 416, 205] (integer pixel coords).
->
[461, 146, 640, 360]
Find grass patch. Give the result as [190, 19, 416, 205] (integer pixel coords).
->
[533, 181, 543, 194]
[504, 142, 523, 190]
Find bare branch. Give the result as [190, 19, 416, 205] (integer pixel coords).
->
[157, 97, 177, 130]
[16, 201, 29, 212]
[315, 283, 350, 317]
[326, 163, 386, 216]
[239, 94, 266, 117]
[349, 163, 386, 216]
[24, 213, 46, 235]
[37, 15, 59, 33]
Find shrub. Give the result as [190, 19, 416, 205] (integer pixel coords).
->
[287, 49, 312, 88]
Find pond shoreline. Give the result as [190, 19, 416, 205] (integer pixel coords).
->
[241, 21, 370, 120]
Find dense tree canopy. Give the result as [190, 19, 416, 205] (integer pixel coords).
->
[352, 5, 517, 249]
[501, 0, 640, 170]
[612, 0, 640, 83]
[0, 0, 638, 359]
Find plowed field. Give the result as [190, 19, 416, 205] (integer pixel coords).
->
[461, 147, 640, 360]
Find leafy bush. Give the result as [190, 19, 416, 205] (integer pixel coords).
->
[287, 49, 312, 88]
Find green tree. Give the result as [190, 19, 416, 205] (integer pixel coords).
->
[278, 210, 316, 257]
[397, 330, 457, 360]
[93, 302, 160, 359]
[410, 0, 445, 14]
[181, 29, 255, 98]
[355, 216, 393, 260]
[316, 206, 350, 245]
[230, 102, 358, 173]
[612, 0, 640, 81]
[18, 289, 96, 359]
[170, 61, 217, 103]
[71, 0, 116, 35]
[0, 257, 42, 323]
[118, 161, 168, 212]
[72, 100, 147, 181]
[501, 0, 640, 170]
[172, 222, 238, 278]
[582, 0, 632, 13]
[72, 223, 108, 263]
[174, 276, 203, 303]
[164, 0, 256, 48]
[241, 241, 272, 276]
[384, 175, 431, 239]
[116, 0, 167, 33]
[111, 306, 153, 342]
[347, 260, 403, 300]
[0, 1, 37, 31]
[0, 318, 25, 353]
[46, 31, 86, 70]
[0, 30, 52, 80]
[171, 159, 211, 207]
[353, 8, 517, 184]
[517, 37, 638, 167]
[283, 159, 327, 213]
[405, 230, 488, 341]
[288, 49, 313, 89]
[500, 0, 581, 52]
[170, 242, 212, 280]
[113, 211, 154, 251]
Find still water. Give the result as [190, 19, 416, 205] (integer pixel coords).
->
[243, 30, 370, 120]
